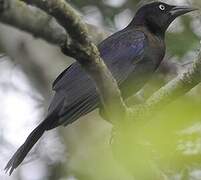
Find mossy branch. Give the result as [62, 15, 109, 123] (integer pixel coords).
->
[0, 0, 66, 44]
[0, 0, 109, 45]
[20, 0, 127, 123]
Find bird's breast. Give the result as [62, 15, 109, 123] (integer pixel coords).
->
[145, 31, 166, 67]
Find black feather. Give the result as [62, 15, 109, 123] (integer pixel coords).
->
[5, 121, 46, 175]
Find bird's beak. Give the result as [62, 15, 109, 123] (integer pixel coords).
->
[170, 5, 197, 17]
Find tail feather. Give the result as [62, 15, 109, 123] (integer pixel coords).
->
[5, 100, 63, 175]
[5, 121, 46, 175]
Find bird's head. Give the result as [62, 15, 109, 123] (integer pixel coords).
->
[130, 1, 197, 36]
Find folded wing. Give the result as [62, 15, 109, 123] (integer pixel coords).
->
[48, 29, 146, 127]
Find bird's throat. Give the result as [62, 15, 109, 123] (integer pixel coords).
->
[128, 16, 165, 38]
[145, 20, 165, 38]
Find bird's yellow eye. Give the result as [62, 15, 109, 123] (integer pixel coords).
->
[159, 4, 165, 11]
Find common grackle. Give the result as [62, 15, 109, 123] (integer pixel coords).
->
[5, 2, 196, 174]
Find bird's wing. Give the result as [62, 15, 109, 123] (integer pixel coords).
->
[98, 29, 146, 84]
[52, 29, 146, 90]
[49, 29, 146, 126]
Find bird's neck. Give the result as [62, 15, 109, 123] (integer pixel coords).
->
[145, 21, 165, 38]
[128, 17, 165, 39]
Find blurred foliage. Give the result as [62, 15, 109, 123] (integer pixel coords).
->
[70, 0, 139, 26]
[64, 91, 201, 180]
[114, 95, 201, 178]
[166, 17, 200, 58]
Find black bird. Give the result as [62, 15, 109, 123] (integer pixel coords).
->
[5, 2, 196, 174]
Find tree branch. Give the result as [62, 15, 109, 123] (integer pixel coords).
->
[0, 0, 109, 45]
[20, 0, 127, 123]
[130, 49, 201, 120]
[0, 0, 67, 45]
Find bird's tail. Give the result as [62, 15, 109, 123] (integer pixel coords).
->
[5, 120, 47, 175]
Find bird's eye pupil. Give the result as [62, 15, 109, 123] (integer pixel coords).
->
[159, 4, 165, 11]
